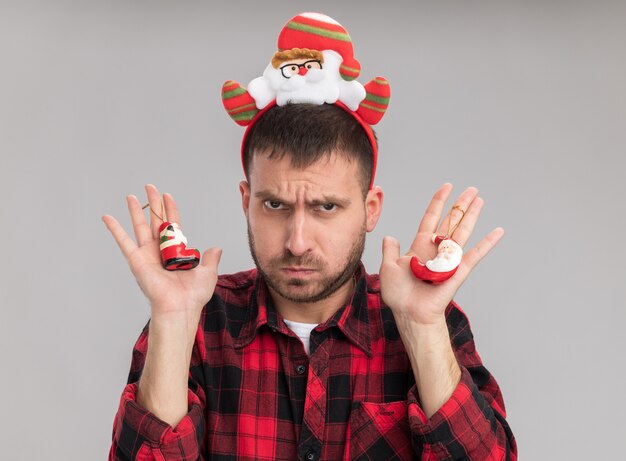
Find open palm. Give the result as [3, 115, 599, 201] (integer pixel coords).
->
[102, 184, 221, 319]
[380, 184, 503, 325]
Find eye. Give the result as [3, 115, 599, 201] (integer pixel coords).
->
[319, 203, 337, 212]
[264, 200, 285, 210]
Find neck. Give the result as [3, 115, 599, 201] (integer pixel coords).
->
[268, 277, 356, 324]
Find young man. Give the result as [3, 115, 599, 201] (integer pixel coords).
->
[103, 13, 516, 461]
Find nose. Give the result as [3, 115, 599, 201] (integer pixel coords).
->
[298, 66, 308, 76]
[285, 209, 313, 257]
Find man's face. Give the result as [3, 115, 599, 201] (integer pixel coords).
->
[240, 152, 382, 304]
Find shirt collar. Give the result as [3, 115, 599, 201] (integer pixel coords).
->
[233, 263, 372, 356]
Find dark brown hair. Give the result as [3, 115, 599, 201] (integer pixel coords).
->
[243, 103, 376, 196]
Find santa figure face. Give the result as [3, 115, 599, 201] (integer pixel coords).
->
[425, 238, 463, 272]
[438, 240, 457, 259]
[262, 49, 343, 106]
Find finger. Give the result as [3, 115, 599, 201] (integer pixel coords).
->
[163, 192, 181, 226]
[417, 183, 453, 234]
[145, 184, 164, 238]
[451, 196, 484, 248]
[455, 227, 504, 280]
[127, 194, 153, 247]
[437, 186, 478, 238]
[102, 214, 137, 259]
[201, 247, 222, 270]
[382, 236, 401, 266]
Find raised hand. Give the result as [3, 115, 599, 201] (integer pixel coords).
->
[379, 184, 503, 417]
[102, 184, 222, 324]
[380, 183, 504, 326]
[102, 184, 222, 425]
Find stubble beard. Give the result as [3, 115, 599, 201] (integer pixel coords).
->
[247, 223, 365, 304]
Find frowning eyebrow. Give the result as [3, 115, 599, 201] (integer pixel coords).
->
[254, 189, 352, 207]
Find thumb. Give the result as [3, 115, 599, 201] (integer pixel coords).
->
[381, 236, 401, 265]
[200, 247, 222, 270]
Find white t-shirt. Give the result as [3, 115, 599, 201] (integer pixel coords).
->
[283, 318, 319, 355]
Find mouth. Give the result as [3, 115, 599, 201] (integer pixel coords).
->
[281, 267, 317, 277]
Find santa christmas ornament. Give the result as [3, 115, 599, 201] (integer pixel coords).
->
[410, 235, 463, 284]
[143, 202, 200, 271]
[221, 12, 390, 188]
[158, 221, 200, 271]
[410, 205, 466, 284]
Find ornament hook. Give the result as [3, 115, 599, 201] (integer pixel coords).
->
[142, 200, 166, 223]
[444, 205, 466, 239]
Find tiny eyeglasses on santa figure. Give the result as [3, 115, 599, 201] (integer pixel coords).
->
[280, 60, 322, 78]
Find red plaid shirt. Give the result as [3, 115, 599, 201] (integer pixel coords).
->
[109, 265, 516, 460]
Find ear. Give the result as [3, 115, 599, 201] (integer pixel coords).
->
[365, 186, 383, 232]
[239, 180, 251, 217]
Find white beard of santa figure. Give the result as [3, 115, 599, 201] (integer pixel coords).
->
[248, 50, 366, 111]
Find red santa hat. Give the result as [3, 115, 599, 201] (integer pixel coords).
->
[276, 12, 361, 81]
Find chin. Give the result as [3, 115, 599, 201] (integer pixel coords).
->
[275, 284, 325, 304]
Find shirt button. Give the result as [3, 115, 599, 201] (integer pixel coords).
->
[296, 364, 307, 375]
[305, 450, 316, 461]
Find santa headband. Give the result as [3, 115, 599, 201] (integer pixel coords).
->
[221, 12, 390, 189]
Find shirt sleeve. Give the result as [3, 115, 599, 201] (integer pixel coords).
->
[108, 323, 207, 461]
[406, 302, 518, 460]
